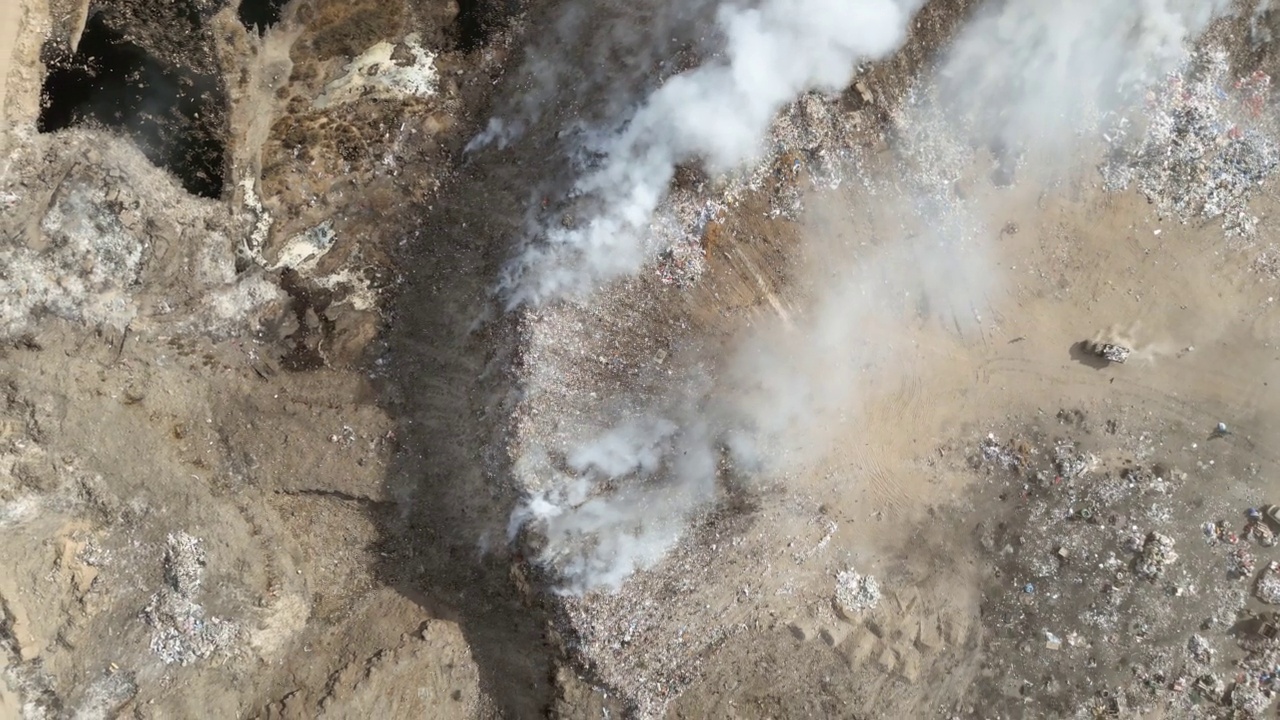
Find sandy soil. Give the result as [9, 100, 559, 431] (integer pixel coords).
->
[6, 0, 1280, 719]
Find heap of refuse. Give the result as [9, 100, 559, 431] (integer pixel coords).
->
[141, 532, 239, 665]
[1257, 561, 1280, 604]
[834, 569, 882, 616]
[1135, 531, 1179, 580]
[1100, 49, 1279, 238]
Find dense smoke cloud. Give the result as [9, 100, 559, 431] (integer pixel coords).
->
[492, 0, 922, 307]
[500, 0, 1238, 594]
[934, 0, 1233, 161]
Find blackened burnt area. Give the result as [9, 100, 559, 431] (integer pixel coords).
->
[237, 0, 290, 34]
[451, 0, 522, 51]
[38, 12, 227, 199]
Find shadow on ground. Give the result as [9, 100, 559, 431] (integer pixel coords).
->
[368, 159, 557, 716]
[360, 1, 727, 713]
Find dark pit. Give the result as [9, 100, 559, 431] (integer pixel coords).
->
[37, 12, 227, 199]
[237, 0, 290, 34]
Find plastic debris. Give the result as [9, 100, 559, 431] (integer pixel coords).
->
[834, 569, 881, 616]
[1258, 562, 1280, 605]
[1135, 532, 1178, 579]
[1100, 49, 1279, 238]
[1229, 547, 1257, 579]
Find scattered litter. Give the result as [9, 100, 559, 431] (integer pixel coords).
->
[1229, 547, 1257, 579]
[1258, 523, 1278, 548]
[980, 434, 1023, 470]
[141, 532, 239, 665]
[1100, 49, 1279, 238]
[1233, 680, 1273, 716]
[1135, 531, 1178, 579]
[1053, 442, 1094, 480]
[834, 569, 881, 616]
[1044, 630, 1062, 650]
[1257, 561, 1280, 604]
[654, 239, 708, 288]
[1188, 633, 1214, 663]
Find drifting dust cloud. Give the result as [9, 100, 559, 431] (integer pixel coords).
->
[497, 0, 1236, 593]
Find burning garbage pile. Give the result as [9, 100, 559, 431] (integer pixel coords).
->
[1100, 49, 1280, 238]
[643, 90, 883, 289]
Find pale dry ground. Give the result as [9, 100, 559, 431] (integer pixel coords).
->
[0, 1, 17, 142]
[7, 0, 1280, 716]
[659, 158, 1280, 716]
[0, 0, 498, 717]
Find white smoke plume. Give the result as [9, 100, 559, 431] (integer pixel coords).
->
[509, 193, 995, 594]
[503, 0, 1239, 594]
[933, 0, 1233, 161]
[492, 0, 923, 307]
[508, 415, 720, 594]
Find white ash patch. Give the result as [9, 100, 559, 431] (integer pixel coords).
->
[1, 181, 144, 337]
[313, 33, 438, 110]
[141, 532, 240, 666]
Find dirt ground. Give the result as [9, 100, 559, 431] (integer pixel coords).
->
[8, 0, 1280, 719]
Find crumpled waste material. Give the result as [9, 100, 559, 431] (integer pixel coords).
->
[1257, 561, 1280, 605]
[1188, 633, 1214, 663]
[1100, 49, 1278, 238]
[1053, 442, 1093, 480]
[834, 569, 881, 617]
[141, 532, 239, 665]
[1135, 531, 1179, 580]
[1230, 547, 1258, 580]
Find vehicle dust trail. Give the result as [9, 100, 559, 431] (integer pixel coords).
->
[497, 0, 1239, 594]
